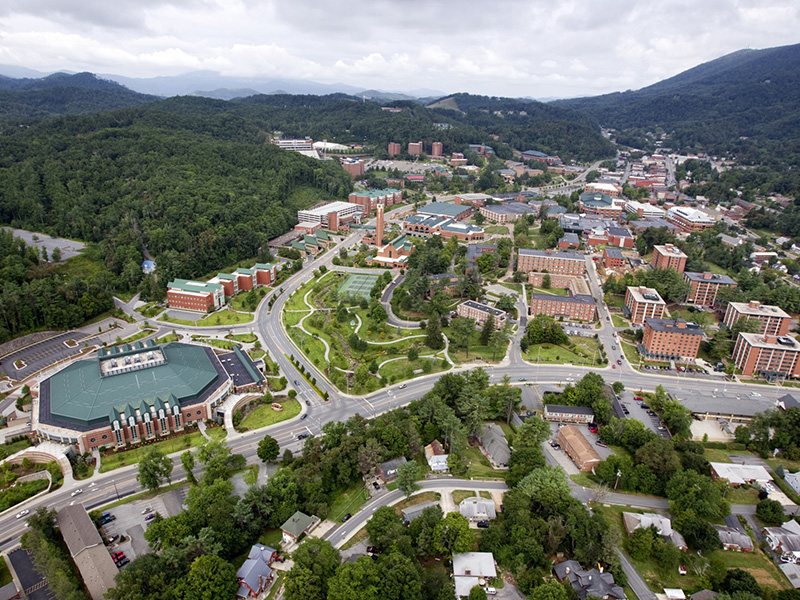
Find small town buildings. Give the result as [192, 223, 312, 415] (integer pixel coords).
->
[298, 201, 362, 230]
[348, 189, 402, 214]
[625, 200, 666, 219]
[401, 501, 440, 524]
[281, 511, 317, 544]
[709, 462, 772, 486]
[425, 440, 449, 473]
[684, 272, 737, 307]
[785, 472, 800, 495]
[454, 193, 494, 208]
[652, 244, 688, 273]
[641, 318, 703, 361]
[517, 249, 586, 276]
[456, 300, 507, 329]
[585, 182, 621, 197]
[543, 404, 595, 423]
[459, 497, 497, 521]
[530, 293, 597, 322]
[624, 286, 666, 324]
[379, 457, 407, 481]
[452, 552, 497, 598]
[558, 425, 601, 472]
[167, 279, 225, 312]
[603, 247, 626, 269]
[766, 519, 800, 560]
[553, 560, 625, 600]
[237, 545, 278, 598]
[732, 332, 800, 379]
[667, 206, 715, 232]
[479, 202, 537, 223]
[713, 525, 754, 552]
[622, 513, 687, 550]
[480, 423, 510, 467]
[57, 506, 119, 600]
[723, 301, 791, 337]
[417, 202, 473, 221]
[578, 193, 626, 218]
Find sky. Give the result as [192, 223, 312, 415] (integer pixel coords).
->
[1, 0, 799, 98]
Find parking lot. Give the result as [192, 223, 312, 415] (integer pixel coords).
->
[99, 487, 188, 565]
[547, 421, 615, 461]
[618, 391, 671, 439]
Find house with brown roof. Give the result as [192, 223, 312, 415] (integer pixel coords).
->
[56, 506, 118, 600]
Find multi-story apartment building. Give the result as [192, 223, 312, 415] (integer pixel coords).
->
[652, 244, 687, 273]
[641, 318, 703, 361]
[456, 300, 507, 329]
[431, 142, 443, 157]
[167, 279, 225, 312]
[517, 249, 586, 276]
[297, 201, 362, 229]
[388, 142, 401, 156]
[603, 248, 626, 269]
[529, 293, 597, 322]
[408, 141, 422, 156]
[340, 158, 365, 178]
[684, 271, 738, 307]
[584, 182, 621, 197]
[723, 301, 791, 337]
[624, 286, 666, 324]
[625, 200, 666, 219]
[666, 206, 715, 232]
[479, 202, 537, 223]
[348, 189, 402, 214]
[733, 333, 800, 379]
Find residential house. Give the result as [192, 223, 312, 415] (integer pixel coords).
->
[479, 423, 510, 468]
[237, 545, 278, 598]
[425, 440, 449, 473]
[622, 512, 687, 550]
[56, 506, 118, 600]
[785, 472, 800, 495]
[452, 552, 497, 598]
[281, 511, 317, 544]
[543, 404, 595, 423]
[379, 457, 407, 482]
[709, 462, 772, 486]
[766, 519, 800, 561]
[553, 560, 625, 600]
[401, 501, 440, 524]
[459, 497, 497, 521]
[713, 525, 753, 552]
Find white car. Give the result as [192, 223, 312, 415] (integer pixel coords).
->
[15, 509, 29, 519]
[71, 489, 83, 497]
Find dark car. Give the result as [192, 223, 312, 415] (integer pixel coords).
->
[306, 400, 311, 406]
[300, 414, 308, 420]
[595, 440, 608, 448]
[144, 513, 156, 521]
[367, 546, 381, 555]
[342, 513, 352, 522]
[298, 433, 310, 440]
[477, 521, 490, 529]
[372, 482, 380, 490]
[641, 403, 650, 409]
[116, 558, 129, 568]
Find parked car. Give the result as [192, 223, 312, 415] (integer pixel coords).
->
[15, 510, 29, 519]
[116, 558, 130, 568]
[657, 426, 667, 431]
[342, 513, 352, 522]
[306, 400, 311, 406]
[372, 482, 380, 490]
[112, 551, 125, 559]
[678, 565, 687, 575]
[634, 396, 644, 401]
[141, 507, 152, 515]
[144, 513, 156, 521]
[486, 587, 497, 595]
[552, 444, 561, 450]
[477, 521, 490, 529]
[367, 546, 381, 555]
[595, 440, 608, 448]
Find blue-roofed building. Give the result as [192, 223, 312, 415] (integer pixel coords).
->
[237, 545, 278, 598]
[141, 260, 156, 274]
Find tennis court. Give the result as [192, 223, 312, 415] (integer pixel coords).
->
[338, 273, 379, 301]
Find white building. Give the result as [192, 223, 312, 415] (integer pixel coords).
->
[297, 201, 363, 228]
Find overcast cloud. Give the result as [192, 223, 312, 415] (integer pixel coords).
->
[0, 0, 798, 97]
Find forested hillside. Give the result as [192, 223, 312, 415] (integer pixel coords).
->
[0, 72, 160, 122]
[554, 43, 800, 166]
[0, 101, 353, 340]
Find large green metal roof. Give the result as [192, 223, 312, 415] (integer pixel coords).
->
[43, 342, 225, 427]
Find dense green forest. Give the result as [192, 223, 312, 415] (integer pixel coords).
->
[555, 43, 800, 166]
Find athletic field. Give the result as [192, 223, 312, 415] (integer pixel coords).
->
[338, 273, 379, 301]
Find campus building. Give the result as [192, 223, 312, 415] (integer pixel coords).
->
[517, 249, 586, 276]
[624, 286, 666, 324]
[527, 274, 590, 296]
[368, 235, 414, 268]
[641, 318, 703, 362]
[584, 182, 621, 197]
[603, 247, 626, 269]
[667, 206, 715, 232]
[479, 202, 537, 223]
[408, 141, 422, 156]
[578, 193, 626, 218]
[297, 201, 362, 230]
[34, 340, 262, 453]
[388, 142, 401, 156]
[402, 214, 485, 242]
[454, 193, 494, 208]
[732, 333, 800, 379]
[684, 271, 737, 307]
[625, 200, 666, 219]
[431, 141, 443, 157]
[167, 279, 225, 312]
[652, 244, 687, 273]
[340, 158, 365, 178]
[456, 300, 507, 329]
[723, 301, 791, 337]
[348, 189, 402, 214]
[417, 202, 473, 221]
[530, 293, 597, 322]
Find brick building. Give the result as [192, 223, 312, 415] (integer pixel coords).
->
[348, 189, 402, 214]
[340, 158, 365, 178]
[517, 249, 586, 275]
[454, 193, 494, 208]
[652, 244, 687, 273]
[684, 271, 737, 307]
[368, 235, 414, 268]
[624, 286, 666, 324]
[603, 247, 626, 269]
[558, 425, 601, 472]
[641, 318, 703, 361]
[450, 153, 468, 167]
[527, 273, 590, 296]
[298, 201, 362, 230]
[733, 333, 800, 379]
[417, 202, 473, 221]
[667, 206, 715, 232]
[578, 193, 626, 218]
[530, 293, 596, 322]
[584, 182, 621, 197]
[606, 227, 635, 248]
[559, 232, 580, 249]
[724, 301, 791, 337]
[402, 214, 485, 242]
[479, 202, 537, 223]
[456, 300, 507, 329]
[388, 142, 401, 156]
[408, 141, 422, 156]
[167, 279, 225, 312]
[431, 142, 443, 157]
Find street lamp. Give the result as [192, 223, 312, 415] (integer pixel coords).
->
[111, 479, 120, 500]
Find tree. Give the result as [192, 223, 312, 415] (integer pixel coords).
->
[480, 313, 494, 346]
[285, 539, 341, 600]
[196, 440, 244, 484]
[756, 498, 784, 525]
[257, 435, 280, 463]
[488, 327, 509, 361]
[358, 438, 385, 476]
[469, 586, 488, 600]
[721, 569, 762, 598]
[182, 555, 237, 600]
[528, 582, 567, 600]
[51, 247, 61, 262]
[181, 450, 196, 484]
[408, 347, 419, 362]
[366, 506, 406, 551]
[433, 512, 474, 554]
[666, 470, 729, 520]
[425, 318, 445, 350]
[612, 381, 624, 394]
[627, 526, 655, 560]
[395, 460, 422, 497]
[542, 273, 551, 289]
[451, 317, 476, 358]
[137, 448, 174, 492]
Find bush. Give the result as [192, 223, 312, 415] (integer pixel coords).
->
[756, 498, 785, 525]
[288, 390, 297, 398]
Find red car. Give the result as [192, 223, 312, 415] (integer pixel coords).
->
[634, 396, 644, 401]
[112, 551, 125, 559]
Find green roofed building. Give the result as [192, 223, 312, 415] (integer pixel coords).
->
[35, 340, 234, 453]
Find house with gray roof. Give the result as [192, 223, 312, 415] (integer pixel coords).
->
[459, 497, 497, 521]
[553, 560, 625, 600]
[453, 552, 497, 598]
[237, 545, 277, 598]
[479, 423, 510, 468]
[401, 501, 440, 524]
[379, 456, 407, 481]
[713, 525, 753, 552]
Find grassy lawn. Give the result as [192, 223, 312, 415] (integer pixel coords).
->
[500, 283, 522, 293]
[341, 527, 369, 550]
[228, 333, 258, 343]
[243, 465, 259, 486]
[237, 399, 301, 432]
[229, 294, 259, 313]
[99, 428, 227, 472]
[91, 481, 188, 511]
[196, 311, 253, 326]
[0, 439, 33, 461]
[724, 486, 761, 505]
[570, 472, 596, 488]
[484, 226, 509, 235]
[524, 342, 597, 365]
[328, 483, 370, 522]
[392, 492, 441, 514]
[620, 340, 641, 365]
[249, 349, 266, 360]
[0, 557, 12, 587]
[117, 328, 157, 345]
[530, 287, 569, 296]
[452, 490, 480, 505]
[379, 356, 450, 384]
[193, 337, 239, 351]
[611, 314, 629, 328]
[605, 294, 625, 308]
[155, 332, 180, 344]
[463, 446, 506, 480]
[135, 303, 165, 319]
[446, 329, 509, 364]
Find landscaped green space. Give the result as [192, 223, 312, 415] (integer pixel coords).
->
[524, 336, 601, 365]
[500, 282, 522, 293]
[161, 310, 254, 327]
[227, 332, 258, 343]
[237, 399, 300, 432]
[724, 486, 761, 505]
[99, 427, 227, 472]
[378, 355, 450, 383]
[136, 303, 165, 319]
[192, 337, 239, 351]
[117, 328, 157, 345]
[0, 555, 12, 587]
[484, 225, 509, 235]
[611, 314, 628, 328]
[530, 287, 569, 296]
[392, 492, 441, 514]
[0, 478, 49, 512]
[445, 328, 510, 364]
[328, 483, 370, 522]
[605, 294, 625, 308]
[0, 439, 33, 461]
[463, 446, 506, 480]
[155, 332, 180, 344]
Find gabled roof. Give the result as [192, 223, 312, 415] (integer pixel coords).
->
[282, 511, 315, 538]
[237, 545, 275, 593]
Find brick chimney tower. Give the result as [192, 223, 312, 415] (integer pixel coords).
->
[375, 203, 385, 246]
